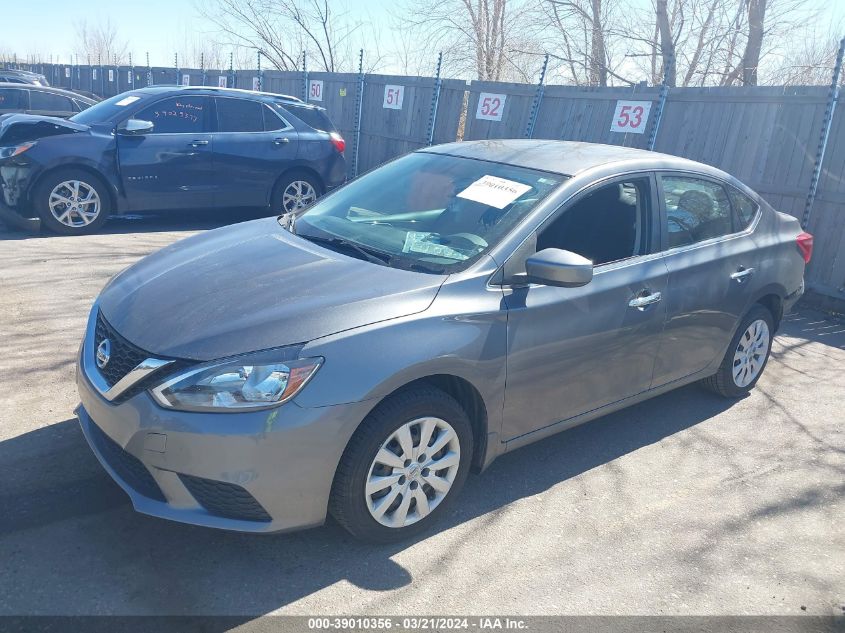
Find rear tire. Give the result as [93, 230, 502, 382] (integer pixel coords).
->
[702, 304, 774, 398]
[270, 170, 322, 215]
[33, 168, 110, 235]
[329, 385, 473, 543]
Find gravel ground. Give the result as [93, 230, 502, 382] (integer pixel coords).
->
[0, 212, 843, 618]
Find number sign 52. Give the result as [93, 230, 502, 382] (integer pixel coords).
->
[476, 92, 506, 121]
[610, 100, 652, 134]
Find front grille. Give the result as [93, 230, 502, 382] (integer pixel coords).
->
[94, 312, 148, 388]
[88, 421, 166, 502]
[179, 474, 272, 522]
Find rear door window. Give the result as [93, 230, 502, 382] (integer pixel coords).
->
[660, 175, 733, 248]
[215, 97, 264, 133]
[0, 88, 27, 112]
[135, 96, 209, 134]
[728, 188, 759, 231]
[30, 90, 74, 112]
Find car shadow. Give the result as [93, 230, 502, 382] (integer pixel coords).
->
[0, 207, 274, 240]
[1, 381, 737, 622]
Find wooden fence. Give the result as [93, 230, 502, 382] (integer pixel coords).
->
[8, 63, 845, 303]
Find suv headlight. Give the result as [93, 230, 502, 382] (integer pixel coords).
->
[150, 350, 323, 412]
[0, 141, 37, 159]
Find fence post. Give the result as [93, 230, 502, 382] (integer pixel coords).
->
[647, 53, 673, 151]
[426, 52, 443, 146]
[257, 50, 263, 91]
[229, 52, 235, 89]
[175, 53, 179, 85]
[525, 53, 549, 138]
[129, 53, 133, 90]
[352, 49, 365, 178]
[802, 36, 845, 230]
[201, 53, 206, 86]
[146, 52, 152, 87]
[302, 51, 309, 102]
[99, 54, 104, 96]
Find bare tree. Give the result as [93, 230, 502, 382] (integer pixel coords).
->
[199, 0, 369, 72]
[74, 19, 129, 65]
[394, 0, 538, 81]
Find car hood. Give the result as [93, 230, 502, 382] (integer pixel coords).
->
[98, 217, 447, 361]
[0, 114, 89, 144]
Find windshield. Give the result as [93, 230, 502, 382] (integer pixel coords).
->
[70, 92, 144, 125]
[293, 152, 565, 273]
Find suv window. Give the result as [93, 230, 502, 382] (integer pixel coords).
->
[728, 188, 759, 230]
[537, 179, 649, 266]
[263, 104, 290, 131]
[30, 90, 74, 112]
[135, 96, 208, 134]
[0, 88, 27, 111]
[661, 176, 732, 248]
[216, 97, 263, 132]
[278, 103, 334, 132]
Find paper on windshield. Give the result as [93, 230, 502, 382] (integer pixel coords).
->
[402, 231, 471, 261]
[115, 96, 141, 107]
[457, 175, 532, 209]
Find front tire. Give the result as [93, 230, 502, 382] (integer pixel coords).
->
[330, 385, 473, 542]
[702, 304, 774, 398]
[34, 168, 110, 235]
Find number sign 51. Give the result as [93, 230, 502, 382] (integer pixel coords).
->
[610, 100, 652, 134]
[476, 92, 506, 121]
[383, 85, 404, 109]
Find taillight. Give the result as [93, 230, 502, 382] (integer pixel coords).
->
[330, 132, 345, 154]
[796, 232, 813, 264]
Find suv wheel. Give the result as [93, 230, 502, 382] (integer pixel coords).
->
[272, 170, 321, 215]
[702, 304, 775, 398]
[330, 385, 473, 542]
[34, 168, 110, 235]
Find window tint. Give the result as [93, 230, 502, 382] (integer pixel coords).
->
[661, 176, 732, 248]
[30, 90, 74, 112]
[278, 103, 334, 131]
[537, 179, 649, 265]
[135, 96, 207, 134]
[729, 188, 759, 230]
[216, 97, 263, 132]
[263, 104, 289, 131]
[0, 88, 27, 111]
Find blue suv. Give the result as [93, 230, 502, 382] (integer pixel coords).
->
[0, 86, 347, 234]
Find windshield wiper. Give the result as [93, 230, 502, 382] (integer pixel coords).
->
[298, 233, 392, 266]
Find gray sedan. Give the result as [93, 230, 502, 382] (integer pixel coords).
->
[76, 140, 811, 542]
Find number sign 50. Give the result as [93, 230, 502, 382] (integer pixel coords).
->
[476, 93, 506, 121]
[309, 79, 323, 102]
[610, 100, 652, 134]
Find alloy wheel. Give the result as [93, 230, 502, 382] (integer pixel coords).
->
[281, 180, 317, 213]
[48, 180, 101, 228]
[365, 417, 461, 528]
[732, 318, 770, 388]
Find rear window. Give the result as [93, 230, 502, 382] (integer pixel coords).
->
[729, 188, 759, 231]
[278, 103, 335, 132]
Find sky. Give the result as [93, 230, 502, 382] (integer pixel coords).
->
[4, 0, 845, 74]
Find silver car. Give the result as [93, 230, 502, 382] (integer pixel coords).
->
[76, 140, 812, 542]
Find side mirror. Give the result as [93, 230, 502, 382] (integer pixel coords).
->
[525, 248, 593, 288]
[117, 118, 154, 136]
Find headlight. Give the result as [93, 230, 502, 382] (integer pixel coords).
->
[150, 350, 323, 412]
[0, 141, 37, 159]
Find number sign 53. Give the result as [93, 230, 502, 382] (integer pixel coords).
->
[610, 100, 652, 134]
[476, 92, 506, 121]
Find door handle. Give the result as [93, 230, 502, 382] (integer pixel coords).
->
[273, 137, 290, 145]
[730, 267, 755, 283]
[628, 291, 662, 309]
[188, 140, 209, 147]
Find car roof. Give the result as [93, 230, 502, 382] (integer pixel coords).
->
[423, 139, 721, 178]
[127, 85, 307, 105]
[0, 82, 96, 102]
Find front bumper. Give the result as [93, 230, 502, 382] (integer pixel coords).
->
[76, 341, 375, 533]
[0, 164, 39, 231]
